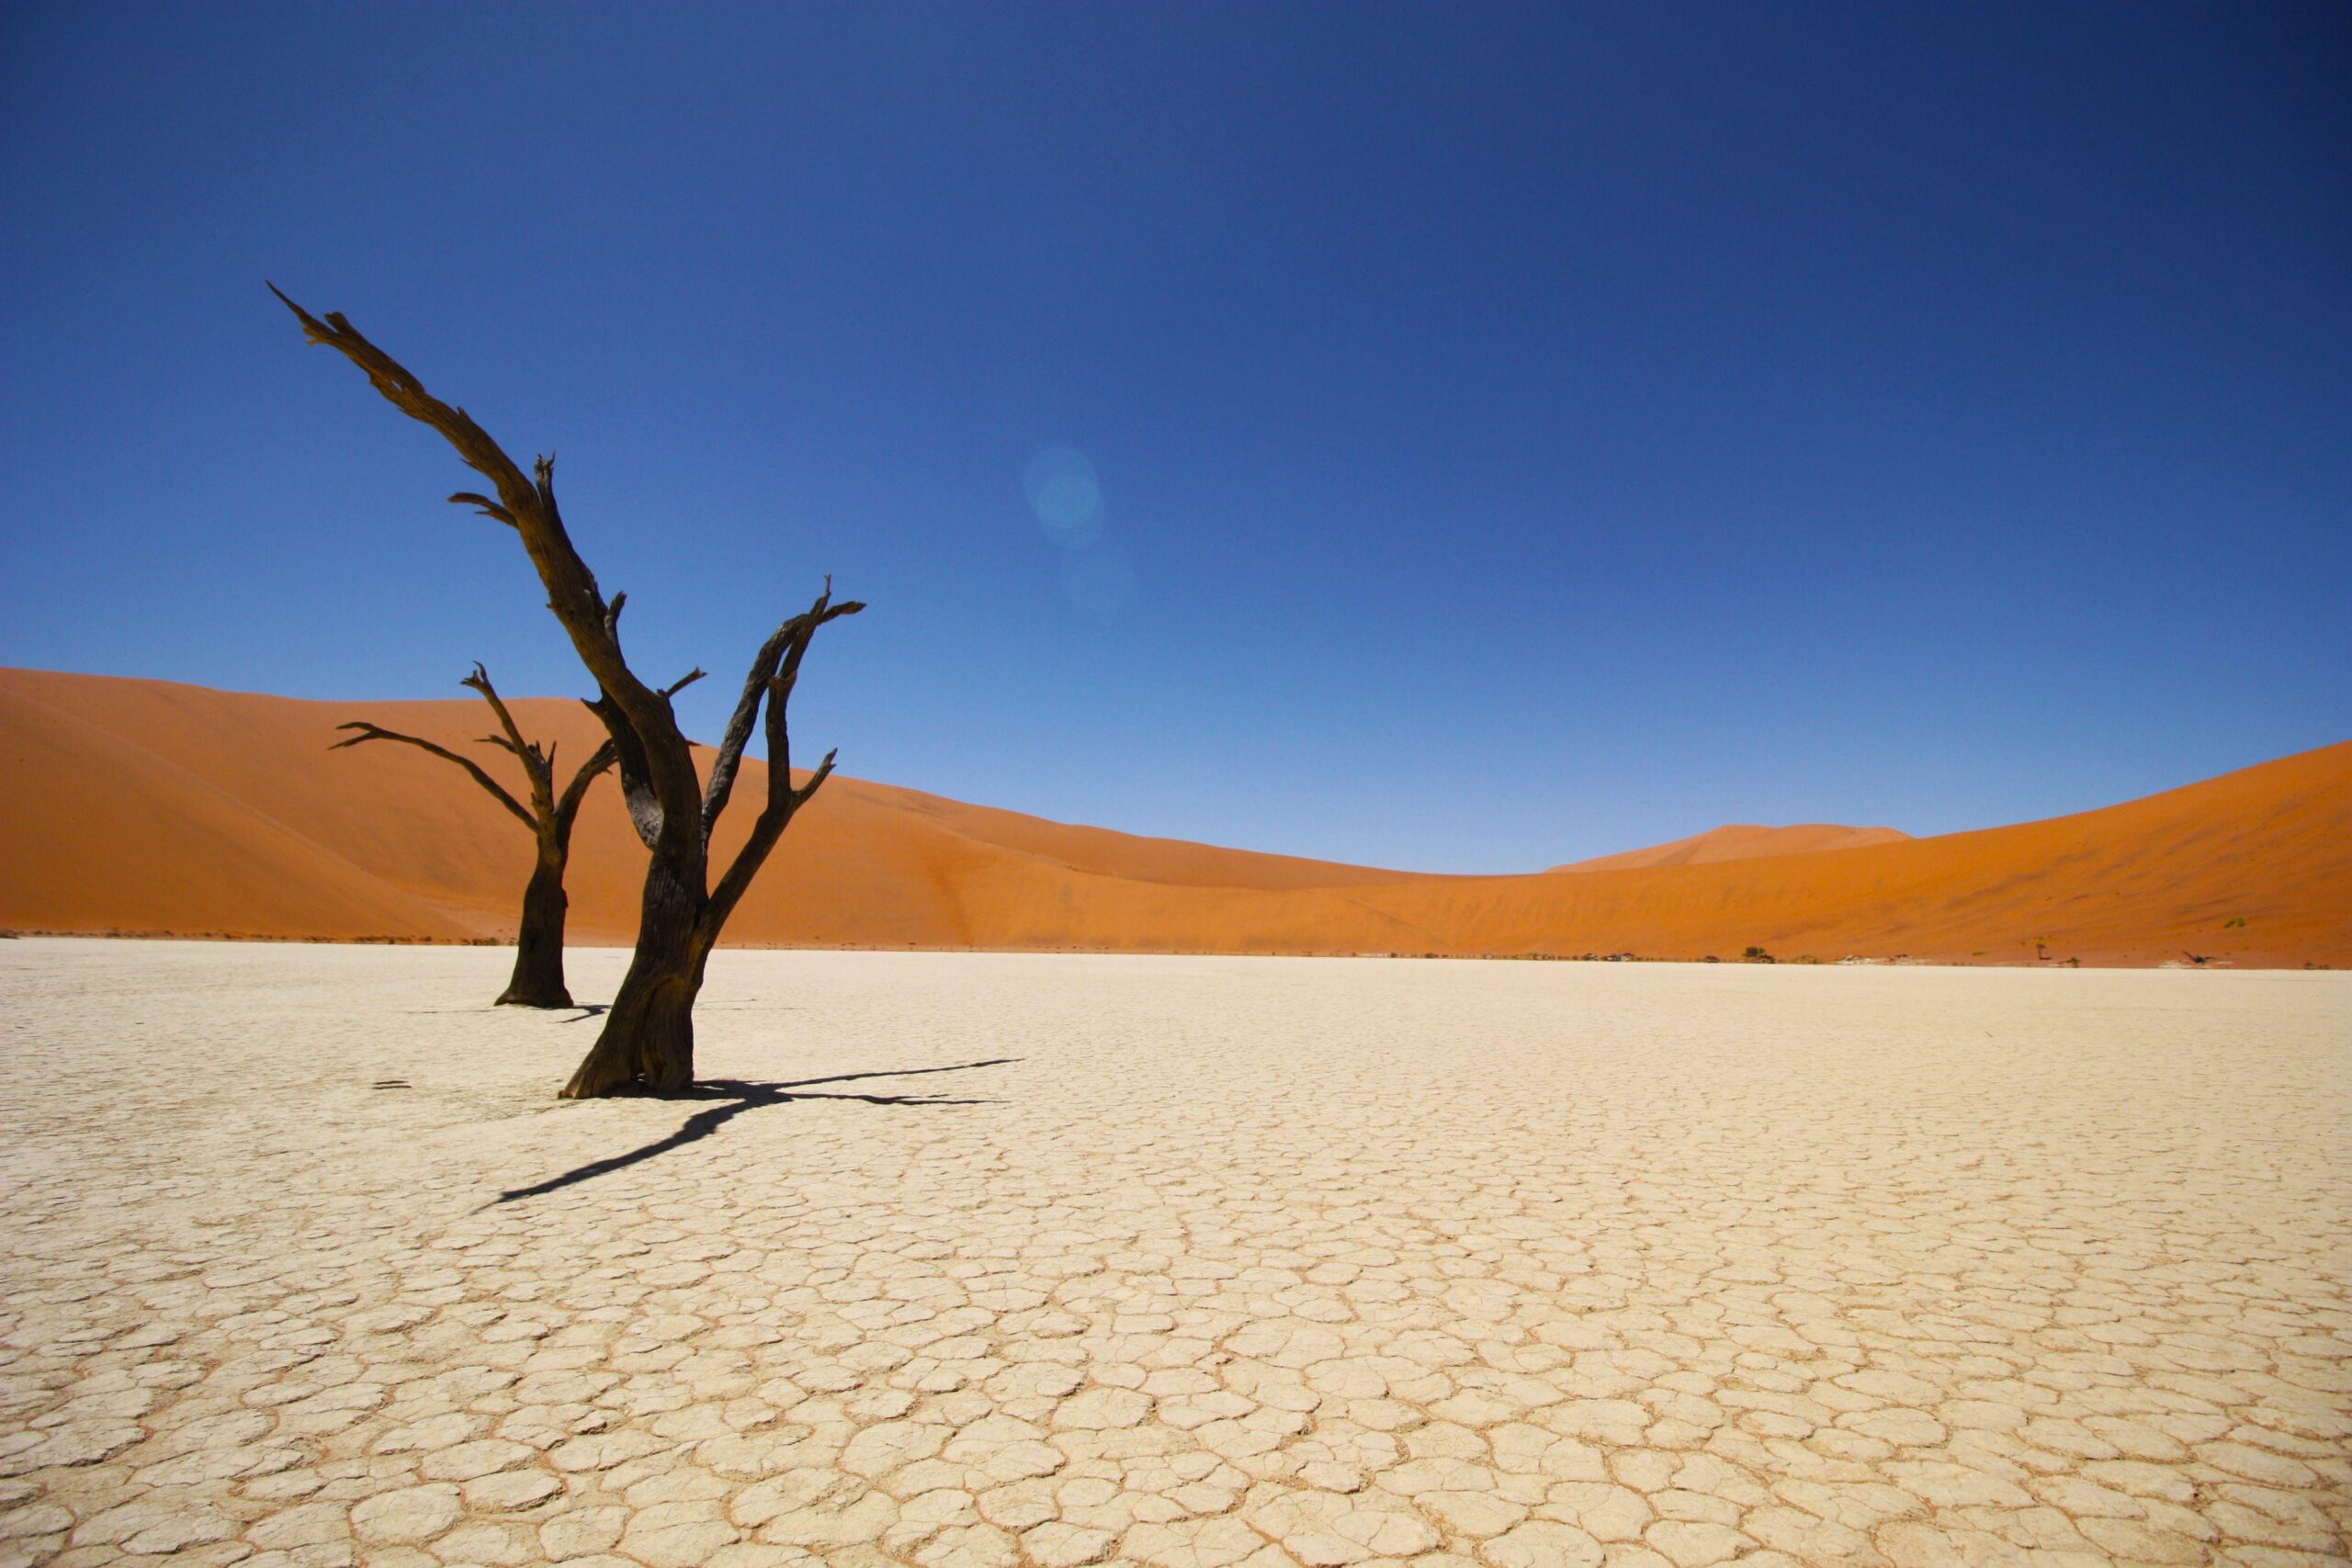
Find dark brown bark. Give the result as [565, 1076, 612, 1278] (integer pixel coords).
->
[333, 665, 613, 1009]
[279, 286, 861, 1095]
[498, 849, 575, 1007]
[564, 858, 708, 1097]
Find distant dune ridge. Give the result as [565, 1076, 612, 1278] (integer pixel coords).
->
[1, 668, 2344, 966]
[1549, 822, 1912, 874]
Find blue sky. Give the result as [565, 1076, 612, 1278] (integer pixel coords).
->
[3, 2, 2346, 872]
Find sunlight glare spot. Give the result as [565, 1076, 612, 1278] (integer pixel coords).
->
[1023, 445, 1102, 547]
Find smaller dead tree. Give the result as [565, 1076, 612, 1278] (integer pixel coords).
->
[334, 665, 614, 1007]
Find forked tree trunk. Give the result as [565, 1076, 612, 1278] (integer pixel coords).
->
[497, 847, 576, 1008]
[282, 287, 863, 1095]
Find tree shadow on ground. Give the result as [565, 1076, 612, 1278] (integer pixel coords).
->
[493, 1058, 1015, 1203]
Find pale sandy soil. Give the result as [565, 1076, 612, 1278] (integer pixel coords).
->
[1, 942, 2346, 1568]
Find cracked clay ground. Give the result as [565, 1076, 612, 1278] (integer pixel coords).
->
[1, 942, 2346, 1568]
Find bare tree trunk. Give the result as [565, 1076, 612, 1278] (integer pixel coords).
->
[497, 847, 575, 1008]
[565, 863, 707, 1095]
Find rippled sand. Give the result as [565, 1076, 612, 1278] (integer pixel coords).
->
[1, 941, 2346, 1567]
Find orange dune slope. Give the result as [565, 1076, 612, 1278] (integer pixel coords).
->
[0, 668, 1424, 949]
[1, 668, 2344, 966]
[1550, 822, 1911, 874]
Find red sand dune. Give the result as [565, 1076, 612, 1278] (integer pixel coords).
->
[1550, 822, 1911, 874]
[1, 668, 2345, 967]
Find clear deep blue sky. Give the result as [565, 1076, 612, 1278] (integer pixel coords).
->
[3, 3, 2346, 871]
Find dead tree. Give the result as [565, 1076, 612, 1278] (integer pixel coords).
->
[332, 664, 614, 1008]
[277, 285, 863, 1098]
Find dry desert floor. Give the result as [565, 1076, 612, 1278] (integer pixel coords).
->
[0, 941, 2346, 1568]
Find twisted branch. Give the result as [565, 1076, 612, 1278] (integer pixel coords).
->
[271, 285, 703, 843]
[554, 738, 619, 833]
[460, 662, 552, 804]
[701, 581, 864, 937]
[583, 666, 709, 852]
[331, 722, 536, 830]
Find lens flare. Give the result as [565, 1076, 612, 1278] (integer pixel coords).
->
[1023, 445, 1102, 548]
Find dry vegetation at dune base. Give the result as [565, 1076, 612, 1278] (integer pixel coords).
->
[1, 941, 2347, 1568]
